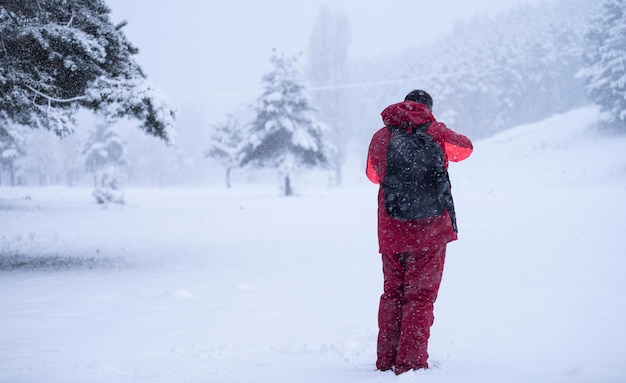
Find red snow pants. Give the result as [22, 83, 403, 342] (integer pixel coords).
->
[376, 245, 446, 374]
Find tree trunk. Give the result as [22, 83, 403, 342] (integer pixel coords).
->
[66, 171, 74, 187]
[9, 162, 15, 186]
[284, 174, 293, 196]
[334, 166, 342, 187]
[226, 166, 232, 189]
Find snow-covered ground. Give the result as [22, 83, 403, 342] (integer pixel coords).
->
[1, 106, 625, 383]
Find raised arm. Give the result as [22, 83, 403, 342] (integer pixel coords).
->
[428, 122, 473, 162]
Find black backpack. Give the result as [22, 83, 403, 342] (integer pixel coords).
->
[382, 123, 457, 231]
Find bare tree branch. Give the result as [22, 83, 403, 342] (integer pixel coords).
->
[25, 84, 86, 103]
[66, 9, 74, 27]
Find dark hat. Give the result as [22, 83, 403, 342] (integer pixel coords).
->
[404, 89, 433, 110]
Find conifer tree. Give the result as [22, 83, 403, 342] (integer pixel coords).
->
[579, 0, 626, 131]
[0, 126, 25, 186]
[83, 123, 126, 204]
[239, 50, 334, 196]
[0, 0, 176, 142]
[204, 114, 243, 188]
[306, 5, 351, 186]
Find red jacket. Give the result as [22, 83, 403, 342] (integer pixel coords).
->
[366, 101, 473, 254]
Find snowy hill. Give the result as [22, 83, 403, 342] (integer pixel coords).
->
[1, 106, 625, 383]
[455, 105, 626, 190]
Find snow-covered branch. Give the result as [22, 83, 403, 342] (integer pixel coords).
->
[66, 10, 75, 27]
[25, 84, 86, 103]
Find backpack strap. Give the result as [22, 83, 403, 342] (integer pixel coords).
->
[415, 121, 432, 133]
[385, 122, 431, 134]
[385, 125, 402, 133]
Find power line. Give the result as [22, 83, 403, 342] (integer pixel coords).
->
[167, 50, 583, 100]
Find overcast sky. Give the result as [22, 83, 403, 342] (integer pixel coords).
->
[107, 0, 546, 122]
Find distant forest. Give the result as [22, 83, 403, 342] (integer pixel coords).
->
[343, 0, 600, 149]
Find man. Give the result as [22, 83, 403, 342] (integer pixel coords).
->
[366, 90, 473, 374]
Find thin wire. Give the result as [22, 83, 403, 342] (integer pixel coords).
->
[167, 50, 582, 100]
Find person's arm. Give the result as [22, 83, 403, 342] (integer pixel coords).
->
[365, 128, 389, 184]
[428, 122, 473, 162]
[366, 152, 380, 184]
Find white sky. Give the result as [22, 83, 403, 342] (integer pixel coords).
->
[107, 0, 547, 120]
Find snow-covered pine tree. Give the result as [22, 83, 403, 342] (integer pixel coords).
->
[204, 114, 243, 188]
[239, 50, 334, 196]
[57, 130, 87, 186]
[579, 0, 626, 131]
[0, 126, 25, 186]
[0, 0, 176, 142]
[306, 5, 351, 186]
[83, 123, 126, 204]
